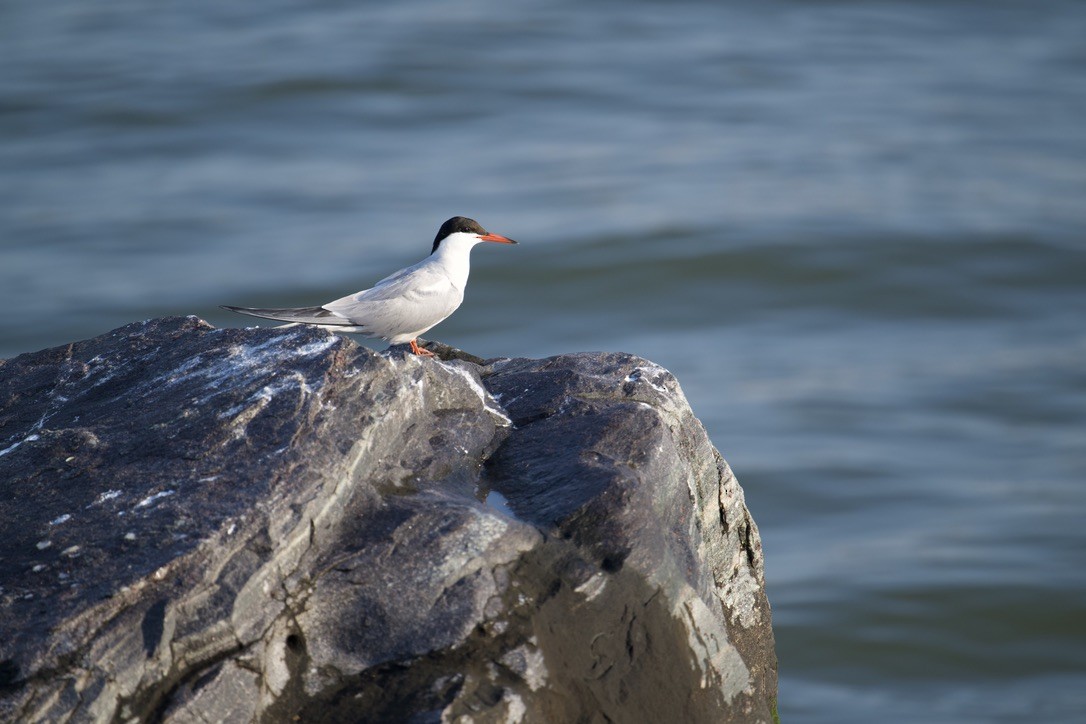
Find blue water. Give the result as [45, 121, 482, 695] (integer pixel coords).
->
[3, 2, 1085, 721]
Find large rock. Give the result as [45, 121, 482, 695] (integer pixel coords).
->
[0, 317, 777, 723]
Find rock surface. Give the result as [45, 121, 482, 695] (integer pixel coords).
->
[0, 317, 777, 723]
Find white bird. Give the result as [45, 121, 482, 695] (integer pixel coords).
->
[222, 216, 517, 356]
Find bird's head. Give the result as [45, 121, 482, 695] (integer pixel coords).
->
[431, 216, 517, 255]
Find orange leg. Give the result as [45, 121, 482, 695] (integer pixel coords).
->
[409, 339, 435, 357]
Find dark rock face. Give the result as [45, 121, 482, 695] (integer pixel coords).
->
[0, 317, 777, 723]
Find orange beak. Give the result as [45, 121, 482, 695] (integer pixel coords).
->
[479, 232, 518, 245]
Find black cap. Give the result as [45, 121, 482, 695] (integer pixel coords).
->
[432, 216, 488, 254]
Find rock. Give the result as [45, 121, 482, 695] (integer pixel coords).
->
[0, 317, 777, 723]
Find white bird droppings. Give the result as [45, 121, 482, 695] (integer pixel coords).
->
[441, 363, 512, 425]
[136, 490, 176, 508]
[0, 433, 39, 457]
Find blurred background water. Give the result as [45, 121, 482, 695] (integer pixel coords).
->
[3, 0, 1085, 721]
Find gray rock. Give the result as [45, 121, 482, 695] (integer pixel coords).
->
[0, 317, 777, 723]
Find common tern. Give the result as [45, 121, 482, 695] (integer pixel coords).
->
[222, 216, 517, 356]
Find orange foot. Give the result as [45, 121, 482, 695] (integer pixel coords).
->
[409, 339, 435, 357]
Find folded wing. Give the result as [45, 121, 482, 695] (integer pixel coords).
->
[322, 264, 463, 340]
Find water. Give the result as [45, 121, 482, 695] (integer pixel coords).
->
[3, 1, 1085, 721]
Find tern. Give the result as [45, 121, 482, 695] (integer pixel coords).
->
[222, 216, 517, 356]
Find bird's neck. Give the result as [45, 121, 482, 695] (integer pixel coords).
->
[430, 236, 477, 290]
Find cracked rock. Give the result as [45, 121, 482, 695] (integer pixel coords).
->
[0, 317, 777, 723]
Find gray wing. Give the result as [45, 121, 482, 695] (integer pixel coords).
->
[348, 256, 442, 302]
[220, 305, 354, 326]
[322, 263, 462, 339]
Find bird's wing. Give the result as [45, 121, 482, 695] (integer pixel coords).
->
[220, 305, 353, 326]
[322, 264, 462, 338]
[354, 257, 447, 300]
